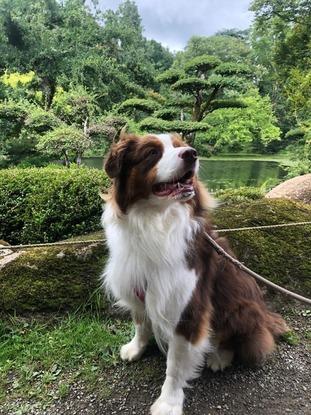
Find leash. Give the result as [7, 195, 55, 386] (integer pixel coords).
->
[205, 232, 311, 306]
[1, 221, 311, 305]
[1, 221, 311, 251]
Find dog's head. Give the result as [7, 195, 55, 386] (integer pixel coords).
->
[104, 132, 199, 213]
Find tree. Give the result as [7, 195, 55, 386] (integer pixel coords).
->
[37, 125, 92, 167]
[174, 34, 251, 66]
[250, 0, 311, 131]
[136, 54, 251, 145]
[200, 88, 281, 153]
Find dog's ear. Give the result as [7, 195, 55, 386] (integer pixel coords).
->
[104, 132, 132, 178]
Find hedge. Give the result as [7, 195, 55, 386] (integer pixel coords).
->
[1, 199, 310, 313]
[0, 166, 110, 244]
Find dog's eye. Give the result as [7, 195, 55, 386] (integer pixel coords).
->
[148, 148, 160, 157]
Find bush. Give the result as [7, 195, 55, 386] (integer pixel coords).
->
[0, 167, 110, 244]
[214, 186, 265, 203]
[213, 199, 311, 296]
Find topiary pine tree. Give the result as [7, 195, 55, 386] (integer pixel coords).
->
[118, 55, 251, 145]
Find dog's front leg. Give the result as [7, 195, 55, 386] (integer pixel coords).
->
[121, 311, 152, 362]
[151, 334, 207, 415]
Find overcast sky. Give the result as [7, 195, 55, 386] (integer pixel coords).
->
[95, 0, 253, 51]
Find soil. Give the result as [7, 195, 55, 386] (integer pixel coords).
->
[1, 303, 310, 415]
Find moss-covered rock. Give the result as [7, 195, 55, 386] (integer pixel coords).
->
[0, 232, 107, 313]
[1, 199, 310, 314]
[213, 199, 311, 296]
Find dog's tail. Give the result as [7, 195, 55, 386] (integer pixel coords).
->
[266, 311, 289, 338]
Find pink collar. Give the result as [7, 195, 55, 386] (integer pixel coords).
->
[134, 288, 145, 303]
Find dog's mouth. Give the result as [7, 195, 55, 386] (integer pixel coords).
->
[152, 170, 195, 200]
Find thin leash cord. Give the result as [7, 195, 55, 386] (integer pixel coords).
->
[1, 221, 311, 305]
[1, 220, 311, 250]
[217, 220, 311, 233]
[204, 232, 311, 306]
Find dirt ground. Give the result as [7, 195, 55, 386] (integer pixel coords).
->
[1, 304, 310, 415]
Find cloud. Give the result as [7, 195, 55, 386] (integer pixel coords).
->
[94, 0, 253, 50]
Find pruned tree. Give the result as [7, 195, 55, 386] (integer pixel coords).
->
[125, 54, 250, 145]
[37, 125, 92, 167]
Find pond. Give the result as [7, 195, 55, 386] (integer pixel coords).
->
[82, 157, 286, 191]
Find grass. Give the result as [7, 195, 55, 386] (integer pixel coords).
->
[0, 314, 132, 410]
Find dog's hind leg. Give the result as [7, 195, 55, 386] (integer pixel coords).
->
[206, 337, 234, 372]
[206, 348, 234, 372]
[151, 334, 209, 415]
[120, 310, 152, 362]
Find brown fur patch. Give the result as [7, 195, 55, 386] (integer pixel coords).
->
[177, 179, 287, 364]
[104, 134, 163, 213]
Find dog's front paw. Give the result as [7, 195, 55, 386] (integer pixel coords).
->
[150, 399, 183, 415]
[120, 340, 145, 362]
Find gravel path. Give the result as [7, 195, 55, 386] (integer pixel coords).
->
[1, 306, 310, 415]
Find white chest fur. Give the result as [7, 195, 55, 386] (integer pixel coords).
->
[102, 200, 199, 341]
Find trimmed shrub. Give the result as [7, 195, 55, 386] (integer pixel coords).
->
[213, 199, 311, 296]
[214, 187, 265, 203]
[1, 199, 310, 313]
[0, 167, 110, 244]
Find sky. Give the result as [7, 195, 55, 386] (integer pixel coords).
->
[94, 0, 253, 51]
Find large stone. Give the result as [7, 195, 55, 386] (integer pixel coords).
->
[266, 174, 311, 204]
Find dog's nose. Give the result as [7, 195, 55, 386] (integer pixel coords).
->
[178, 148, 197, 163]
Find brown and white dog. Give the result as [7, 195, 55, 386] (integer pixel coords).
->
[102, 132, 287, 415]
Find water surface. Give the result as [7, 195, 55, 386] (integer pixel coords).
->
[82, 157, 285, 190]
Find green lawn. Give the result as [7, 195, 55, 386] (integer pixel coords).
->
[0, 314, 132, 407]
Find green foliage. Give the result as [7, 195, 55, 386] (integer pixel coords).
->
[202, 89, 281, 151]
[52, 86, 99, 125]
[153, 107, 181, 121]
[213, 198, 311, 296]
[214, 62, 251, 76]
[118, 98, 160, 114]
[37, 125, 91, 165]
[0, 167, 109, 244]
[214, 186, 265, 203]
[176, 34, 251, 64]
[285, 127, 307, 140]
[280, 330, 300, 346]
[184, 55, 221, 74]
[171, 77, 209, 93]
[156, 68, 182, 84]
[139, 117, 210, 134]
[250, 0, 311, 131]
[0, 316, 130, 404]
[209, 98, 247, 111]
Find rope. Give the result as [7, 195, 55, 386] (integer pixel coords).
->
[1, 220, 311, 305]
[217, 220, 311, 233]
[1, 220, 311, 251]
[0, 239, 105, 250]
[205, 232, 311, 306]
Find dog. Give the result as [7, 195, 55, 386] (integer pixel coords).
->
[101, 132, 287, 415]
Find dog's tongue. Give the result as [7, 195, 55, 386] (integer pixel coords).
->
[153, 182, 193, 197]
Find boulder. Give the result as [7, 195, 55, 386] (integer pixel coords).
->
[266, 174, 311, 204]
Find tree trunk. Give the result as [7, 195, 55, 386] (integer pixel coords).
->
[64, 152, 70, 168]
[41, 76, 56, 110]
[76, 153, 82, 167]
